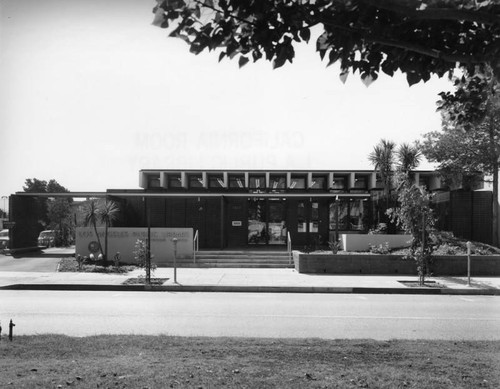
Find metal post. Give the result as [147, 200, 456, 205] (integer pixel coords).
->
[421, 212, 426, 285]
[335, 196, 339, 243]
[173, 238, 178, 284]
[9, 319, 15, 341]
[467, 241, 471, 286]
[146, 199, 151, 285]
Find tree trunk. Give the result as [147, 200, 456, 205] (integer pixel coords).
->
[104, 223, 109, 266]
[492, 165, 499, 247]
[488, 115, 499, 248]
[92, 223, 103, 258]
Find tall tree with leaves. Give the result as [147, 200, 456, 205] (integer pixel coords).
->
[23, 179, 72, 243]
[99, 200, 120, 264]
[46, 180, 73, 246]
[423, 67, 500, 246]
[153, 0, 500, 85]
[23, 178, 49, 228]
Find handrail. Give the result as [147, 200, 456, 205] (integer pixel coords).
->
[193, 230, 199, 264]
[287, 231, 292, 265]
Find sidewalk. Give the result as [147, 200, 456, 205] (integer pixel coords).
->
[1, 267, 499, 295]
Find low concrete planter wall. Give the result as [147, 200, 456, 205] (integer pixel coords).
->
[341, 234, 412, 251]
[293, 251, 500, 276]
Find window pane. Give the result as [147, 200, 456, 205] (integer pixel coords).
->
[168, 175, 181, 188]
[249, 175, 265, 189]
[350, 199, 364, 230]
[229, 175, 245, 188]
[189, 175, 203, 188]
[329, 200, 349, 230]
[149, 178, 160, 188]
[270, 175, 286, 190]
[297, 202, 306, 232]
[354, 177, 367, 189]
[208, 175, 224, 188]
[310, 176, 325, 189]
[290, 176, 306, 189]
[331, 177, 346, 191]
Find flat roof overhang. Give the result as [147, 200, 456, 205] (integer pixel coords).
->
[14, 192, 371, 199]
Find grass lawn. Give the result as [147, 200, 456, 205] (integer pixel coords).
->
[1, 336, 498, 388]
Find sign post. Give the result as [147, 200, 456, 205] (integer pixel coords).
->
[173, 238, 178, 284]
[466, 241, 471, 287]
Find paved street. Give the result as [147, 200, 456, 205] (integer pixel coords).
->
[1, 291, 499, 340]
[0, 254, 60, 272]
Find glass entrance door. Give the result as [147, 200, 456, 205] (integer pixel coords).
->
[268, 200, 286, 245]
[248, 199, 266, 244]
[247, 199, 286, 245]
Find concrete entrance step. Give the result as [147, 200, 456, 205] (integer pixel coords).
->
[159, 250, 293, 268]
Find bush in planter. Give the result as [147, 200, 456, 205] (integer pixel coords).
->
[328, 241, 341, 254]
[369, 242, 391, 254]
[368, 223, 388, 235]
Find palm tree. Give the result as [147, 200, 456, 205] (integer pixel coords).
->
[83, 199, 103, 259]
[397, 142, 422, 176]
[99, 199, 120, 265]
[368, 139, 396, 204]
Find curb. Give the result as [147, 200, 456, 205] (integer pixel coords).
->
[1, 283, 500, 295]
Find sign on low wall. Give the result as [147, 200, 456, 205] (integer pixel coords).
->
[76, 227, 193, 265]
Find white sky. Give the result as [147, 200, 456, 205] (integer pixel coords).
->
[0, 0, 453, 204]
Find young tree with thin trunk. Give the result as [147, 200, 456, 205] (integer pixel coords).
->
[388, 173, 436, 285]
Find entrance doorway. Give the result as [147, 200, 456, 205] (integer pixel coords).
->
[247, 199, 286, 245]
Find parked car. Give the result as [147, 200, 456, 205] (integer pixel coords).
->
[38, 230, 56, 248]
[0, 229, 9, 249]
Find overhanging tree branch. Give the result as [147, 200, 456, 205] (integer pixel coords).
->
[362, 0, 500, 25]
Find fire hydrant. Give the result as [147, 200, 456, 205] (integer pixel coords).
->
[9, 319, 15, 341]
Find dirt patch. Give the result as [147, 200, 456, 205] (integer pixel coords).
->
[399, 280, 447, 288]
[122, 277, 168, 285]
[58, 257, 136, 273]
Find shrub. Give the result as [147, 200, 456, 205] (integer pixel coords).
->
[369, 242, 391, 254]
[133, 239, 156, 276]
[328, 241, 341, 254]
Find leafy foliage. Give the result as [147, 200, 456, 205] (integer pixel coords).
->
[368, 139, 422, 231]
[133, 239, 157, 278]
[423, 66, 499, 246]
[397, 143, 422, 174]
[99, 200, 121, 263]
[369, 242, 391, 254]
[368, 139, 396, 198]
[82, 199, 121, 263]
[23, 178, 73, 244]
[388, 173, 436, 285]
[153, 0, 500, 85]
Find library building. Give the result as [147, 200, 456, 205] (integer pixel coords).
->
[105, 169, 445, 249]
